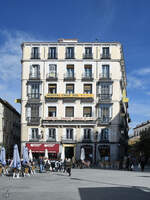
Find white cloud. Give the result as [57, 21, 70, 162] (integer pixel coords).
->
[127, 74, 144, 89]
[136, 67, 150, 76]
[0, 30, 39, 111]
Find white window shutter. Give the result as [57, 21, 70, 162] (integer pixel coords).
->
[110, 84, 113, 95]
[99, 106, 102, 118]
[27, 84, 31, 94]
[46, 129, 49, 140]
[29, 129, 32, 140]
[26, 107, 31, 118]
[39, 106, 42, 117]
[109, 106, 112, 118]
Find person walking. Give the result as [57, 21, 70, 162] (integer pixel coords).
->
[66, 158, 72, 176]
[140, 154, 146, 172]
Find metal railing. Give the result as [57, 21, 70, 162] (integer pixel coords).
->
[97, 117, 111, 124]
[82, 73, 93, 79]
[31, 53, 40, 59]
[83, 53, 93, 59]
[100, 53, 111, 59]
[65, 53, 75, 59]
[48, 52, 57, 59]
[29, 72, 40, 79]
[98, 94, 112, 101]
[28, 93, 40, 99]
[46, 73, 57, 79]
[64, 73, 75, 79]
[99, 73, 112, 79]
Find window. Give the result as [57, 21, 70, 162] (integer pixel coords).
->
[101, 128, 109, 141]
[48, 107, 56, 117]
[102, 47, 110, 58]
[102, 65, 110, 78]
[48, 128, 56, 139]
[48, 47, 57, 59]
[31, 104, 39, 117]
[49, 64, 57, 77]
[31, 128, 38, 139]
[26, 104, 40, 123]
[30, 65, 40, 78]
[83, 107, 92, 117]
[66, 107, 74, 117]
[66, 65, 74, 77]
[31, 47, 40, 59]
[84, 129, 91, 140]
[66, 128, 73, 139]
[66, 84, 74, 94]
[99, 104, 112, 122]
[84, 47, 92, 59]
[84, 65, 92, 77]
[48, 84, 57, 94]
[84, 84, 92, 94]
[99, 83, 112, 100]
[66, 47, 74, 59]
[28, 83, 40, 99]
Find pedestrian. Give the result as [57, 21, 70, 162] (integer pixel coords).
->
[38, 156, 43, 173]
[140, 154, 146, 172]
[65, 158, 72, 176]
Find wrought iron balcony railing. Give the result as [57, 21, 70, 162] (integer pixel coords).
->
[100, 53, 111, 59]
[31, 53, 40, 59]
[48, 52, 57, 59]
[83, 53, 93, 59]
[29, 72, 40, 79]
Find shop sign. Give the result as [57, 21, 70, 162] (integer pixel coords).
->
[45, 93, 94, 98]
[26, 143, 59, 153]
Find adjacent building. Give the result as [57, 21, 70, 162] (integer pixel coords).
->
[0, 98, 21, 158]
[21, 39, 130, 163]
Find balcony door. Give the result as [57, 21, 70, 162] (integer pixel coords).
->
[102, 65, 109, 78]
[49, 64, 57, 77]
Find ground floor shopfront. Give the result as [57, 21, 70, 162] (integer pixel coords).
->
[22, 142, 121, 162]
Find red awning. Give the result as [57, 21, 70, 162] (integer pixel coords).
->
[26, 143, 59, 153]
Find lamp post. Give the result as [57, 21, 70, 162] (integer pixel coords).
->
[94, 131, 98, 165]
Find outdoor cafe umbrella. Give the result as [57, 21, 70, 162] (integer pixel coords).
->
[45, 149, 48, 159]
[61, 147, 65, 162]
[23, 146, 29, 164]
[0, 147, 6, 166]
[80, 148, 85, 161]
[29, 149, 33, 162]
[12, 144, 21, 169]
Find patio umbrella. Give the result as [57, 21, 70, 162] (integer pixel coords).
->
[12, 144, 21, 169]
[45, 149, 48, 159]
[61, 147, 65, 162]
[23, 146, 29, 164]
[29, 149, 33, 162]
[80, 148, 85, 161]
[0, 147, 6, 166]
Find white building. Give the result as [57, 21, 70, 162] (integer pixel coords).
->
[21, 39, 130, 163]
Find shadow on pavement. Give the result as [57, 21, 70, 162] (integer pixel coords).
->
[79, 187, 150, 200]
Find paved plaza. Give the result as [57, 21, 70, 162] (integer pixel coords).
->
[0, 169, 150, 200]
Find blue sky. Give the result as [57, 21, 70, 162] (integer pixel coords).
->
[0, 0, 150, 134]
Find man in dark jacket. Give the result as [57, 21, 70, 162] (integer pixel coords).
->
[65, 158, 72, 176]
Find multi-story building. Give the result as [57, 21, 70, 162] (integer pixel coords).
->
[21, 39, 130, 163]
[0, 98, 21, 158]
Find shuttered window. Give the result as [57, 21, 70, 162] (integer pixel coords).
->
[84, 84, 92, 94]
[83, 107, 92, 117]
[66, 84, 74, 94]
[66, 107, 74, 117]
[48, 84, 57, 93]
[48, 107, 56, 117]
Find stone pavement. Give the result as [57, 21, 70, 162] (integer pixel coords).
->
[0, 169, 150, 200]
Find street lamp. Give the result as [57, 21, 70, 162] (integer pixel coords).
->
[94, 131, 98, 165]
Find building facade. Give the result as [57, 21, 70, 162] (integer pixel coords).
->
[0, 98, 21, 158]
[21, 39, 130, 163]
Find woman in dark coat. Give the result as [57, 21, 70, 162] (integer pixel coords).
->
[65, 158, 72, 176]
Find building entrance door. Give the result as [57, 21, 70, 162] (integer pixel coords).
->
[65, 147, 74, 159]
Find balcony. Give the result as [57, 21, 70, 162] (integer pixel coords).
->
[29, 138, 39, 142]
[48, 52, 57, 59]
[28, 93, 40, 102]
[61, 137, 76, 144]
[29, 72, 40, 80]
[99, 73, 112, 82]
[99, 139, 109, 143]
[64, 73, 76, 81]
[100, 54, 111, 59]
[46, 137, 56, 142]
[83, 53, 93, 59]
[31, 53, 40, 59]
[46, 73, 58, 81]
[82, 73, 93, 81]
[65, 53, 75, 59]
[98, 94, 112, 102]
[97, 117, 111, 125]
[82, 138, 92, 143]
[27, 117, 40, 125]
